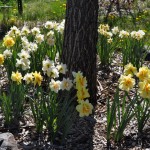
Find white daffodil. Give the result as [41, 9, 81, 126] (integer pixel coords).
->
[56, 63, 68, 74]
[3, 49, 12, 58]
[49, 79, 61, 93]
[23, 73, 33, 84]
[60, 78, 73, 91]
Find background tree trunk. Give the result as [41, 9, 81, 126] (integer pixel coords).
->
[17, 0, 23, 15]
[61, 0, 98, 104]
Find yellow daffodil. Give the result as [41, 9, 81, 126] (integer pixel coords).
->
[77, 87, 90, 102]
[136, 66, 150, 81]
[0, 54, 4, 65]
[11, 71, 23, 84]
[138, 81, 150, 99]
[32, 71, 43, 86]
[73, 71, 87, 89]
[76, 100, 93, 117]
[119, 75, 135, 91]
[3, 36, 15, 48]
[98, 24, 110, 32]
[124, 63, 137, 76]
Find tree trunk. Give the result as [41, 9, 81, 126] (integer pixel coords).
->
[61, 0, 98, 104]
[17, 0, 23, 15]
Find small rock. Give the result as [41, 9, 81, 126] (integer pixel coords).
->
[0, 132, 18, 150]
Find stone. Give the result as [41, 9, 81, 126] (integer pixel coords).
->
[0, 132, 18, 150]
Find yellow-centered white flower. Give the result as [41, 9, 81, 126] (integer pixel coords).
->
[111, 26, 119, 35]
[23, 73, 33, 84]
[49, 79, 61, 93]
[16, 58, 30, 70]
[35, 34, 44, 44]
[60, 78, 73, 91]
[42, 59, 54, 72]
[56, 63, 68, 74]
[47, 66, 59, 78]
[119, 30, 129, 38]
[18, 50, 31, 59]
[3, 49, 12, 58]
[21, 26, 30, 36]
[31, 27, 40, 36]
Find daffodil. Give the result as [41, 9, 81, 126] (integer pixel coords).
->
[124, 63, 137, 76]
[60, 78, 73, 91]
[31, 27, 40, 36]
[138, 81, 150, 99]
[47, 37, 55, 46]
[0, 54, 4, 65]
[73, 71, 87, 89]
[56, 63, 68, 74]
[76, 100, 93, 117]
[46, 67, 59, 78]
[119, 30, 129, 38]
[11, 71, 23, 84]
[23, 73, 33, 84]
[42, 59, 54, 72]
[98, 24, 110, 33]
[35, 34, 44, 44]
[32, 71, 43, 86]
[49, 79, 61, 93]
[16, 58, 30, 71]
[107, 38, 113, 44]
[21, 26, 30, 36]
[119, 75, 135, 91]
[111, 26, 119, 35]
[18, 50, 31, 59]
[3, 49, 12, 58]
[77, 87, 90, 102]
[44, 21, 58, 30]
[136, 66, 150, 81]
[131, 30, 145, 40]
[3, 36, 15, 48]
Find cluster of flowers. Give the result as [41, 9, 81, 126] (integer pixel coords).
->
[0, 20, 65, 71]
[44, 20, 65, 33]
[0, 54, 93, 117]
[0, 20, 94, 118]
[98, 24, 145, 43]
[42, 58, 72, 93]
[11, 71, 43, 86]
[98, 24, 113, 43]
[119, 63, 150, 98]
[73, 71, 93, 117]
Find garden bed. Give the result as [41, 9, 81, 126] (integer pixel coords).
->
[0, 52, 150, 150]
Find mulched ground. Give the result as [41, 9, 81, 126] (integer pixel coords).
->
[0, 52, 150, 150]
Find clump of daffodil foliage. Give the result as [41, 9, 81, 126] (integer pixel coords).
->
[107, 63, 150, 144]
[97, 24, 146, 68]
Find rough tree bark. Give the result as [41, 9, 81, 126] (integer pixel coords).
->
[17, 0, 23, 15]
[61, 0, 98, 104]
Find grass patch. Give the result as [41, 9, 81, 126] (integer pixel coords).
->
[22, 0, 66, 21]
[0, 0, 66, 25]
